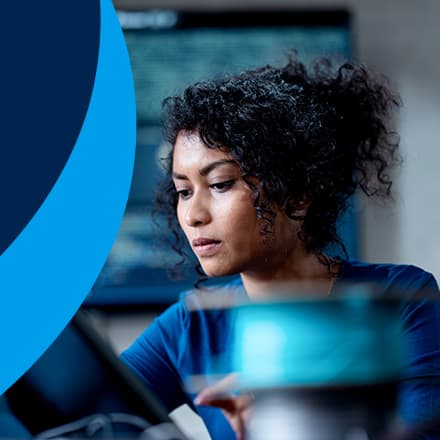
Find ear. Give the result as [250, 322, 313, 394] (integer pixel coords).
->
[286, 198, 309, 220]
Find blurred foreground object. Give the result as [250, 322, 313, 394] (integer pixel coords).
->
[5, 309, 187, 439]
[233, 291, 404, 440]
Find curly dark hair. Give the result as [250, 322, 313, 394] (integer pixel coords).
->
[156, 54, 401, 278]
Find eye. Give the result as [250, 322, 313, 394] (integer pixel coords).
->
[210, 180, 235, 192]
[176, 189, 192, 200]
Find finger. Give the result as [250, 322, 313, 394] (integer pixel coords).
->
[194, 394, 252, 440]
[195, 394, 253, 415]
[199, 396, 237, 412]
[228, 413, 246, 440]
[195, 373, 238, 402]
[194, 373, 239, 405]
[207, 399, 247, 440]
[224, 406, 248, 440]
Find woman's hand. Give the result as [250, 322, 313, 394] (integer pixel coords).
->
[194, 374, 253, 440]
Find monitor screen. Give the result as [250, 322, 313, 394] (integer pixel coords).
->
[87, 9, 355, 308]
[5, 309, 185, 438]
[123, 10, 351, 126]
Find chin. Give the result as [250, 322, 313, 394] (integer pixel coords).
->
[200, 262, 239, 279]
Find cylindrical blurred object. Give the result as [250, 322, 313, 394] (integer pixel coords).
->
[249, 384, 398, 440]
[232, 292, 405, 439]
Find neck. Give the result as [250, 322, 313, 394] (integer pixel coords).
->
[240, 252, 338, 300]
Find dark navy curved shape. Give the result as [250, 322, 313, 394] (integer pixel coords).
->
[0, 0, 136, 394]
[0, 1, 100, 255]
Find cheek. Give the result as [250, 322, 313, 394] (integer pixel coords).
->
[221, 202, 261, 245]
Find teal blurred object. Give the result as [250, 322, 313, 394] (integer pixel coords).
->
[233, 292, 407, 440]
[233, 292, 405, 389]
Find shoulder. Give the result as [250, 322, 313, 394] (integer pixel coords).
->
[339, 260, 439, 297]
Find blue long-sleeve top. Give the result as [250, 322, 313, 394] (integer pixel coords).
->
[121, 260, 440, 439]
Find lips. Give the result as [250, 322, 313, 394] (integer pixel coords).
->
[192, 237, 222, 257]
[192, 237, 220, 247]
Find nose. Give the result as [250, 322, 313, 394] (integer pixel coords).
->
[183, 191, 212, 227]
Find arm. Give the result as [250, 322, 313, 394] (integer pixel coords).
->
[120, 302, 193, 413]
[398, 272, 440, 438]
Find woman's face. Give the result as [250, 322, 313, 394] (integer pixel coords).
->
[172, 130, 299, 278]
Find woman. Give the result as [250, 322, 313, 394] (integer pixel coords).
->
[121, 55, 440, 439]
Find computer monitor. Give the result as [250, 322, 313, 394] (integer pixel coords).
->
[5, 309, 186, 439]
[87, 8, 355, 308]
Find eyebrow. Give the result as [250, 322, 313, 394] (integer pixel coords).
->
[172, 159, 238, 180]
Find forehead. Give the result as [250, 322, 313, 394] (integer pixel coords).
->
[172, 131, 232, 171]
